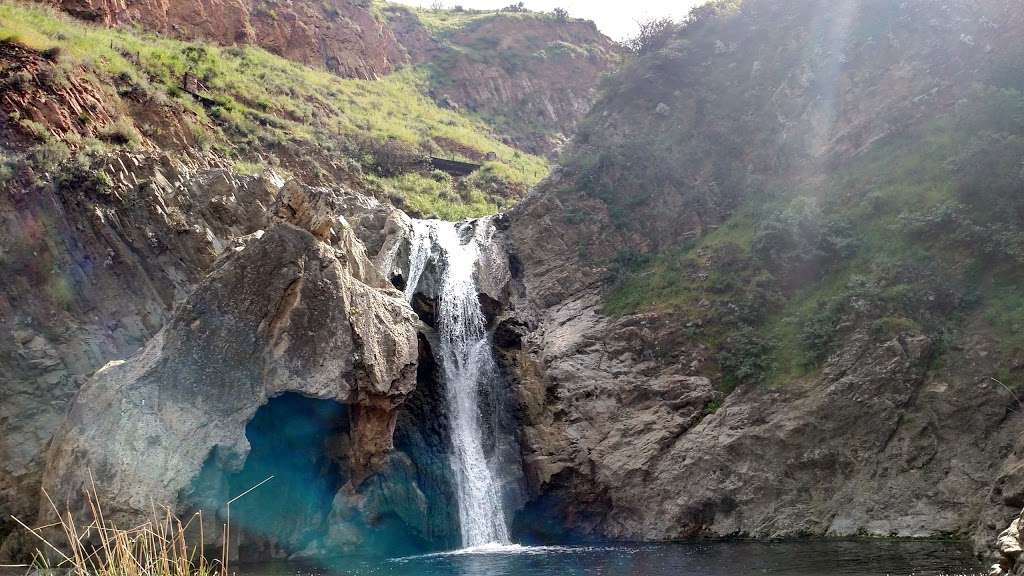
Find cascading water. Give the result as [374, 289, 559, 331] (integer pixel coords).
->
[404, 219, 511, 548]
[403, 221, 433, 303]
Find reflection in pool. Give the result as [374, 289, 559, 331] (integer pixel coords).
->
[237, 539, 983, 576]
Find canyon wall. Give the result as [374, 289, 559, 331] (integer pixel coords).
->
[5, 0, 1024, 564]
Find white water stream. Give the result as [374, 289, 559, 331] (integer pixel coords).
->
[404, 219, 511, 548]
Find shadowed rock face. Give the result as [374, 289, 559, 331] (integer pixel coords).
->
[38, 196, 419, 547]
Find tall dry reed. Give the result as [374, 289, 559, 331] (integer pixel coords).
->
[9, 474, 272, 576]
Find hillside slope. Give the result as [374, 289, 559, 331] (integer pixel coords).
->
[30, 0, 622, 156]
[384, 5, 621, 156]
[497, 0, 1024, 548]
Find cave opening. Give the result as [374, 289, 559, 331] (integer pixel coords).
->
[227, 393, 348, 560]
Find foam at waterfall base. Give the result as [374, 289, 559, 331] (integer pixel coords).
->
[389, 543, 627, 562]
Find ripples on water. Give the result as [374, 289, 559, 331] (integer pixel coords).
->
[237, 541, 983, 576]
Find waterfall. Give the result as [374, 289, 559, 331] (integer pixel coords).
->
[404, 221, 432, 302]
[404, 219, 511, 548]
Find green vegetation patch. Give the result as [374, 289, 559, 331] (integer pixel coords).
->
[387, 3, 559, 37]
[0, 1, 549, 219]
[600, 82, 1024, 388]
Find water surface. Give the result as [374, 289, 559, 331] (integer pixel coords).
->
[238, 540, 983, 576]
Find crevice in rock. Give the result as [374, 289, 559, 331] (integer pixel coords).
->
[477, 293, 503, 329]
[411, 293, 437, 329]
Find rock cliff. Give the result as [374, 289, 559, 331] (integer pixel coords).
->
[37, 0, 406, 79]
[25, 181, 448, 559]
[487, 0, 1024, 549]
[0, 152, 281, 557]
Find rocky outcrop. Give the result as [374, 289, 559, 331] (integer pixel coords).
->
[37, 183, 419, 546]
[991, 510, 1023, 575]
[0, 127, 450, 558]
[0, 152, 280, 558]
[985, 506, 1024, 576]
[37, 0, 406, 79]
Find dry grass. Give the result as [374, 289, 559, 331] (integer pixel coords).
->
[8, 474, 272, 576]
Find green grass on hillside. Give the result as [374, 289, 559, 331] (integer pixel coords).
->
[387, 4, 555, 37]
[602, 98, 1024, 387]
[0, 1, 549, 219]
[402, 7, 495, 35]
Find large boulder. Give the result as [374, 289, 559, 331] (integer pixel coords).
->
[38, 198, 419, 537]
[0, 154, 283, 558]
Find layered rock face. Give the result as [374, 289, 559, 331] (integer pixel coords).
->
[487, 0, 1024, 546]
[37, 0, 405, 79]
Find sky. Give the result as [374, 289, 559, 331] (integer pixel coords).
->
[390, 0, 706, 42]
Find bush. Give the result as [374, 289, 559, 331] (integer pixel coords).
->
[41, 45, 61, 61]
[624, 17, 676, 56]
[430, 168, 453, 184]
[360, 137, 426, 177]
[29, 138, 70, 173]
[37, 63, 69, 90]
[899, 201, 1024, 263]
[717, 326, 771, 389]
[55, 149, 113, 197]
[0, 152, 19, 187]
[752, 197, 858, 285]
[18, 118, 49, 140]
[99, 116, 143, 147]
[952, 131, 1024, 225]
[3, 69, 32, 91]
[796, 260, 964, 367]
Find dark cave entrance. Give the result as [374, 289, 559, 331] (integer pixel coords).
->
[227, 393, 348, 560]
